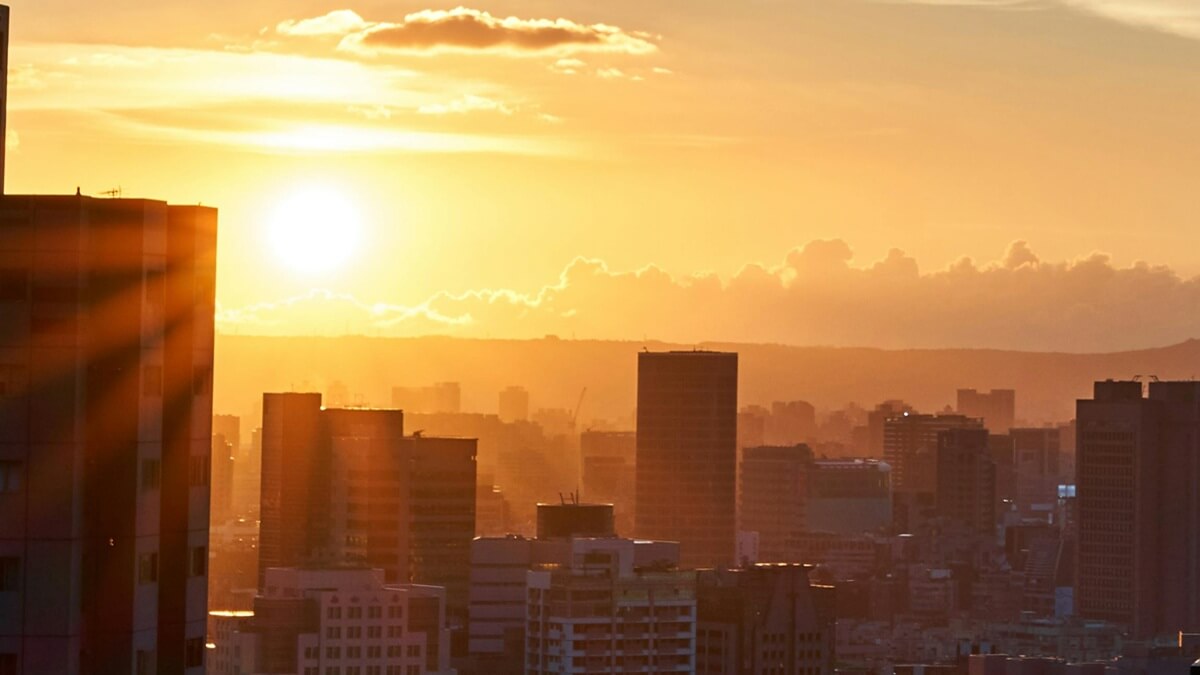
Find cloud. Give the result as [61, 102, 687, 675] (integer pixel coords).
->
[417, 94, 515, 115]
[217, 241, 1200, 352]
[882, 0, 1200, 40]
[274, 7, 658, 56]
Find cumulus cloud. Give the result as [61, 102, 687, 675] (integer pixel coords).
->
[218, 241, 1200, 352]
[417, 94, 515, 115]
[274, 8, 658, 56]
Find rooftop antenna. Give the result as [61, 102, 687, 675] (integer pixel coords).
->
[100, 187, 122, 198]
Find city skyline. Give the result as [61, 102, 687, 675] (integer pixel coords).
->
[3, 0, 1200, 347]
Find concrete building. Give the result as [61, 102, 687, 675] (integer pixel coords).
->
[536, 502, 615, 540]
[468, 535, 680, 675]
[258, 394, 476, 620]
[1076, 380, 1200, 638]
[1011, 428, 1063, 516]
[0, 179, 218, 674]
[696, 564, 835, 675]
[216, 567, 451, 675]
[885, 413, 984, 494]
[526, 538, 696, 674]
[739, 445, 813, 563]
[936, 428, 997, 533]
[957, 389, 1016, 434]
[498, 386, 529, 423]
[807, 459, 893, 535]
[637, 351, 738, 568]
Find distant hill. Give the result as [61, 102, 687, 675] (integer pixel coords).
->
[212, 334, 1200, 431]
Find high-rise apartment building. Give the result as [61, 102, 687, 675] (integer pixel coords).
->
[0, 193, 217, 673]
[806, 459, 892, 535]
[739, 445, 813, 563]
[1076, 380, 1200, 638]
[257, 394, 476, 619]
[957, 389, 1016, 433]
[525, 538, 697, 674]
[884, 412, 984, 493]
[580, 430, 636, 534]
[637, 351, 738, 568]
[935, 428, 997, 533]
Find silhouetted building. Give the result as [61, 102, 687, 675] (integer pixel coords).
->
[0, 183, 218, 674]
[767, 401, 818, 445]
[807, 459, 893, 534]
[936, 428, 997, 533]
[220, 567, 451, 675]
[536, 501, 615, 540]
[637, 351, 738, 568]
[211, 433, 236, 523]
[497, 385, 529, 423]
[885, 412, 984, 494]
[739, 445, 813, 562]
[526, 538, 696, 674]
[392, 381, 461, 414]
[696, 564, 835, 675]
[1076, 380, 1200, 638]
[257, 394, 476, 620]
[958, 389, 1016, 433]
[1011, 428, 1063, 516]
[213, 414, 241, 458]
[867, 400, 912, 456]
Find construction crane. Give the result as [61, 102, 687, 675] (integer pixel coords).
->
[571, 387, 587, 430]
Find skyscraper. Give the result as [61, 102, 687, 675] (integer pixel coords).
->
[257, 394, 477, 618]
[957, 388, 1016, 433]
[0, 194, 217, 674]
[935, 428, 996, 533]
[1076, 380, 1200, 638]
[636, 350, 738, 568]
[738, 444, 813, 563]
[884, 412, 984, 494]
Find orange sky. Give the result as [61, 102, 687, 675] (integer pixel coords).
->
[7, 0, 1200, 348]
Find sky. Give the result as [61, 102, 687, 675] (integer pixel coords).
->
[6, 0, 1200, 350]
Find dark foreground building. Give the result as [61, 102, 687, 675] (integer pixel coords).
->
[0, 193, 218, 674]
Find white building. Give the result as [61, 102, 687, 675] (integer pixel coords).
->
[212, 568, 453, 675]
[525, 538, 695, 674]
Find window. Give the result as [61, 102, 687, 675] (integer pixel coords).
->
[143, 366, 162, 398]
[325, 668, 340, 675]
[138, 552, 158, 584]
[304, 646, 319, 660]
[0, 461, 23, 493]
[305, 668, 319, 675]
[387, 605, 403, 619]
[346, 626, 361, 639]
[190, 546, 206, 577]
[184, 637, 204, 668]
[0, 557, 20, 592]
[326, 646, 341, 659]
[348, 606, 362, 619]
[368, 606, 381, 619]
[367, 626, 381, 639]
[406, 666, 419, 675]
[406, 645, 419, 658]
[189, 455, 210, 487]
[326, 627, 341, 640]
[367, 645, 381, 658]
[141, 459, 161, 491]
[328, 606, 342, 620]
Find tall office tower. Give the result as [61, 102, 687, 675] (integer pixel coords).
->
[957, 388, 1016, 433]
[258, 392, 325, 586]
[1076, 380, 1200, 638]
[0, 193, 217, 674]
[210, 434, 235, 523]
[257, 394, 477, 618]
[935, 428, 997, 533]
[884, 412, 984, 493]
[637, 351, 738, 568]
[497, 385, 529, 422]
[767, 400, 818, 445]
[738, 445, 813, 563]
[216, 568, 452, 675]
[212, 414, 241, 457]
[1011, 427, 1063, 515]
[526, 538, 697, 675]
[866, 400, 912, 456]
[695, 564, 835, 675]
[580, 430, 636, 533]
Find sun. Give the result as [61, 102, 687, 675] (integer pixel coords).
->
[266, 185, 363, 275]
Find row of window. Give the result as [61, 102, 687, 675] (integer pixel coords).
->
[301, 666, 419, 675]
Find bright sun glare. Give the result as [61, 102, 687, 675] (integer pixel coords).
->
[267, 185, 363, 275]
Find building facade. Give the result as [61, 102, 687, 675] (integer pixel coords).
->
[738, 445, 813, 563]
[636, 351, 738, 568]
[0, 194, 217, 674]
